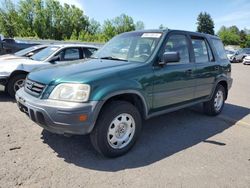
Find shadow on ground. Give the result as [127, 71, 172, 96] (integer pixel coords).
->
[41, 103, 249, 172]
[0, 90, 15, 102]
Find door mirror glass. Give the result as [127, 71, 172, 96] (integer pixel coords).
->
[161, 52, 180, 64]
[26, 52, 34, 57]
[50, 55, 60, 63]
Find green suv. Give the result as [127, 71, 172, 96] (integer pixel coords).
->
[16, 30, 232, 157]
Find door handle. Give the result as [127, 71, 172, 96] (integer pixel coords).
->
[185, 69, 192, 75]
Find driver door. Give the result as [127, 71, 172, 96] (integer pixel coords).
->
[153, 33, 196, 110]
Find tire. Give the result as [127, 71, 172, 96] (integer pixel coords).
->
[203, 84, 226, 116]
[90, 101, 142, 158]
[7, 74, 26, 98]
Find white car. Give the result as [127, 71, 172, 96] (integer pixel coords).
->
[0, 44, 98, 97]
[225, 50, 235, 60]
[243, 55, 250, 65]
[0, 44, 48, 60]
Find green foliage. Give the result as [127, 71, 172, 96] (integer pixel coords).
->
[217, 25, 250, 47]
[0, 1, 144, 42]
[196, 12, 215, 35]
[0, 0, 21, 37]
[103, 14, 136, 41]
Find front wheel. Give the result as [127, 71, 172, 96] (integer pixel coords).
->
[7, 74, 26, 98]
[203, 85, 226, 116]
[90, 101, 142, 158]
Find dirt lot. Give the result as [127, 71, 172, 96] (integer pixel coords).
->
[0, 64, 249, 188]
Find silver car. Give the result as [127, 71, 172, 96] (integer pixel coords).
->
[0, 44, 48, 61]
[0, 44, 98, 97]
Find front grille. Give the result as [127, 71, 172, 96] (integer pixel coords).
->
[25, 79, 46, 97]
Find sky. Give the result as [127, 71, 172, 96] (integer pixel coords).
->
[59, 0, 250, 32]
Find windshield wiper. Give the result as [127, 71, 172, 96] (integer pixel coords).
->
[99, 56, 128, 62]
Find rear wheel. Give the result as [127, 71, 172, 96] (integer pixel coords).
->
[7, 74, 26, 98]
[203, 84, 226, 116]
[90, 101, 142, 158]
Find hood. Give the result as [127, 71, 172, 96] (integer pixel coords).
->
[0, 58, 41, 66]
[244, 56, 250, 60]
[0, 54, 28, 61]
[28, 59, 142, 85]
[0, 58, 45, 74]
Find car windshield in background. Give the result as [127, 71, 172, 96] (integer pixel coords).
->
[93, 32, 163, 63]
[226, 50, 234, 55]
[14, 46, 37, 56]
[244, 48, 250, 54]
[31, 46, 59, 61]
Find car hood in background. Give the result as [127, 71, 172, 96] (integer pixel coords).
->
[0, 54, 27, 61]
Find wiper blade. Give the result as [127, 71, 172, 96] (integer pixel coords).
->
[99, 56, 128, 62]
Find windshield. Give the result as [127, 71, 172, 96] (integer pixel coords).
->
[31, 46, 59, 61]
[14, 46, 38, 56]
[244, 48, 250, 54]
[93, 32, 162, 63]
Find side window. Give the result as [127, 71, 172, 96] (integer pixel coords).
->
[164, 35, 190, 63]
[63, 48, 80, 61]
[191, 38, 212, 63]
[212, 39, 227, 60]
[83, 48, 97, 58]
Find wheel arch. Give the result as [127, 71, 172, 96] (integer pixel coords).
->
[98, 90, 149, 120]
[210, 79, 228, 100]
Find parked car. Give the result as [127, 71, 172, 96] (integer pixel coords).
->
[229, 48, 250, 63]
[225, 49, 235, 60]
[0, 44, 48, 60]
[16, 30, 232, 157]
[0, 44, 98, 97]
[0, 38, 39, 55]
[243, 55, 250, 65]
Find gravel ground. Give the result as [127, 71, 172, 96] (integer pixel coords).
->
[0, 64, 249, 188]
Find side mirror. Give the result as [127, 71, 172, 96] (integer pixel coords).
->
[26, 52, 34, 57]
[160, 52, 180, 65]
[50, 55, 60, 63]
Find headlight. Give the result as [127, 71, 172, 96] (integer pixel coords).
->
[49, 83, 90, 102]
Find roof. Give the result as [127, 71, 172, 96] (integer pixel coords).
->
[48, 43, 98, 49]
[126, 29, 220, 40]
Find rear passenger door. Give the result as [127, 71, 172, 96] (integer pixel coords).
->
[190, 36, 219, 99]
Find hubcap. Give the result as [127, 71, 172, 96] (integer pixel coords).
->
[214, 90, 224, 111]
[107, 113, 136, 149]
[14, 79, 25, 92]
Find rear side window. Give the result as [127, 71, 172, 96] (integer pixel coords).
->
[191, 38, 213, 63]
[212, 39, 227, 60]
[83, 48, 97, 58]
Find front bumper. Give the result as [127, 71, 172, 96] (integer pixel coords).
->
[0, 76, 8, 86]
[15, 88, 104, 135]
[243, 60, 250, 65]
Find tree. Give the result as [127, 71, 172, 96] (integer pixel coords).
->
[159, 24, 167, 30]
[217, 26, 240, 45]
[103, 14, 136, 41]
[135, 21, 144, 30]
[196, 12, 215, 35]
[0, 0, 20, 37]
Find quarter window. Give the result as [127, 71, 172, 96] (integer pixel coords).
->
[164, 35, 190, 63]
[211, 39, 227, 60]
